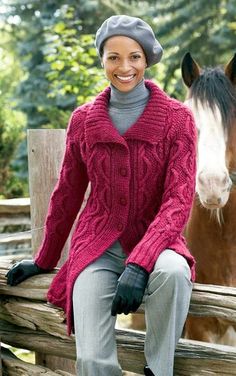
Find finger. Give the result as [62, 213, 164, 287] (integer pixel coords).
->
[5, 263, 19, 278]
[5, 261, 21, 277]
[123, 297, 135, 315]
[6, 269, 23, 286]
[6, 270, 19, 285]
[123, 303, 131, 315]
[11, 275, 26, 286]
[6, 271, 13, 285]
[111, 295, 122, 316]
[117, 296, 129, 315]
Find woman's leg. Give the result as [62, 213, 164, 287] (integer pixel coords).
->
[144, 249, 192, 376]
[72, 249, 126, 376]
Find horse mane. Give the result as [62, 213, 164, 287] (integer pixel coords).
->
[188, 67, 236, 130]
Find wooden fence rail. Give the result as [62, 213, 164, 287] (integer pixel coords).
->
[0, 198, 32, 258]
[0, 198, 30, 228]
[0, 258, 236, 375]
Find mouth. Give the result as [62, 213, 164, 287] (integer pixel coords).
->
[114, 74, 136, 82]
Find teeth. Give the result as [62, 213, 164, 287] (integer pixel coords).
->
[116, 75, 134, 81]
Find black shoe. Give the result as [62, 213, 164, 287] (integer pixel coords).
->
[144, 365, 155, 376]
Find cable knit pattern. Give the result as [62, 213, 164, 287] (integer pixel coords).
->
[34, 80, 197, 334]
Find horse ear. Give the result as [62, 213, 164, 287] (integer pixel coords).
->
[225, 53, 236, 86]
[181, 52, 201, 88]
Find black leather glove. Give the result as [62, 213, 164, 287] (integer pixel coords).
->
[111, 263, 149, 316]
[6, 259, 48, 286]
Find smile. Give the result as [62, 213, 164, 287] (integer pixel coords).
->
[115, 74, 136, 81]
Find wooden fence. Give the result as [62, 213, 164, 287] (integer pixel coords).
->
[0, 130, 236, 375]
[0, 259, 236, 374]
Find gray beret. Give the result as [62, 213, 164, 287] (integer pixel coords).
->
[95, 15, 163, 67]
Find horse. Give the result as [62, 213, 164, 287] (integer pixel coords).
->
[182, 52, 236, 345]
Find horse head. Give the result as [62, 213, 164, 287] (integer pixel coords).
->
[181, 52, 236, 210]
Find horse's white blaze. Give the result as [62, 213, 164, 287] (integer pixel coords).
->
[185, 99, 231, 208]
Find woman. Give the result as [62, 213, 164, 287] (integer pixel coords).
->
[6, 15, 197, 376]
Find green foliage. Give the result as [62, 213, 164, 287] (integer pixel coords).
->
[45, 14, 108, 113]
[0, 28, 26, 198]
[0, 103, 26, 198]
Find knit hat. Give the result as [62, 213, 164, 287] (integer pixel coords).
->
[95, 15, 163, 67]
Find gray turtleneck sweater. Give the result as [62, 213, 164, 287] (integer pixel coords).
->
[107, 79, 150, 253]
[109, 79, 150, 135]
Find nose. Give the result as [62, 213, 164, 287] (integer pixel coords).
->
[197, 169, 231, 208]
[119, 59, 132, 71]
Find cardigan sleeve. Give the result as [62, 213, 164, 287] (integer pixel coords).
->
[34, 111, 89, 270]
[126, 108, 197, 272]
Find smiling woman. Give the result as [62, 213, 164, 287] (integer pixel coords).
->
[6, 15, 197, 376]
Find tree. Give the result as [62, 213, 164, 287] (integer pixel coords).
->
[150, 0, 236, 97]
[0, 27, 26, 197]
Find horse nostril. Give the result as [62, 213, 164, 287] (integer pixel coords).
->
[222, 172, 229, 185]
[205, 198, 222, 205]
[227, 179, 233, 192]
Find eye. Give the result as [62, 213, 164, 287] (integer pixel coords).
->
[131, 54, 142, 60]
[108, 55, 118, 61]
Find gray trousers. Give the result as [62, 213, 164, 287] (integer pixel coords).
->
[72, 248, 192, 376]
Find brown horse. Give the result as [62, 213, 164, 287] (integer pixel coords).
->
[182, 52, 236, 345]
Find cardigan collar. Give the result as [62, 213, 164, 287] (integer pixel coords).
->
[84, 80, 169, 149]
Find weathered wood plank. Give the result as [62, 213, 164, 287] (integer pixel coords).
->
[0, 215, 31, 227]
[0, 321, 75, 359]
[1, 346, 74, 375]
[1, 295, 236, 342]
[0, 298, 66, 338]
[0, 232, 31, 246]
[27, 129, 67, 257]
[1, 265, 236, 323]
[1, 321, 236, 375]
[0, 198, 30, 214]
[193, 283, 236, 296]
[28, 129, 75, 371]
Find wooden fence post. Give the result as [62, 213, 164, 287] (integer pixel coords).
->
[27, 129, 76, 373]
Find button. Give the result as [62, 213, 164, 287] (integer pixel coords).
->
[117, 223, 124, 232]
[120, 197, 127, 206]
[120, 168, 127, 177]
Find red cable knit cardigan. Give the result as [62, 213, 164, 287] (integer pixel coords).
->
[34, 80, 197, 335]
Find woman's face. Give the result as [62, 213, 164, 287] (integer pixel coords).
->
[102, 36, 147, 92]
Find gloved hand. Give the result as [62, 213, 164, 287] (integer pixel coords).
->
[6, 259, 48, 286]
[111, 263, 149, 316]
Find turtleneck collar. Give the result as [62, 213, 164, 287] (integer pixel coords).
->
[109, 79, 150, 109]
